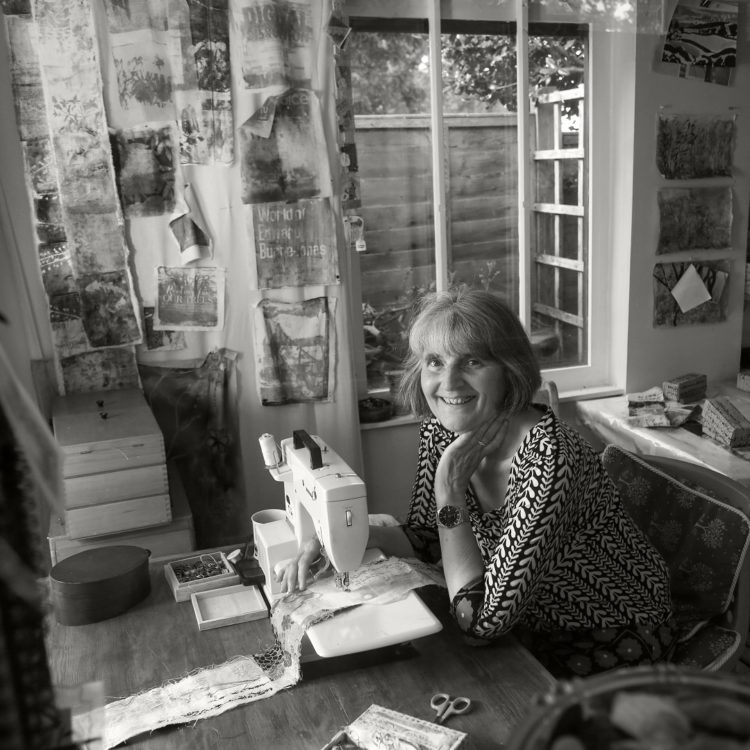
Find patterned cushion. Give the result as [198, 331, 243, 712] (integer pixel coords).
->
[601, 445, 750, 636]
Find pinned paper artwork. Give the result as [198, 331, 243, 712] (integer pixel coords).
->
[237, 0, 313, 91]
[103, 0, 234, 165]
[142, 307, 187, 352]
[657, 186, 732, 254]
[252, 198, 338, 289]
[176, 0, 233, 165]
[660, 0, 738, 86]
[58, 347, 141, 394]
[113, 124, 176, 217]
[656, 113, 735, 179]
[78, 271, 142, 347]
[170, 184, 212, 264]
[5, 14, 47, 141]
[65, 211, 129, 275]
[154, 266, 225, 331]
[254, 297, 335, 405]
[239, 88, 331, 204]
[21, 137, 56, 194]
[653, 260, 730, 326]
[34, 193, 65, 244]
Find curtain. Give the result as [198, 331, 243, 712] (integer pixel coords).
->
[0, 0, 363, 546]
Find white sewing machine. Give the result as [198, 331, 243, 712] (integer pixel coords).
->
[257, 430, 442, 661]
[258, 429, 368, 593]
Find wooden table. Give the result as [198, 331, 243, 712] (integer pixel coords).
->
[46, 564, 555, 749]
[576, 379, 750, 486]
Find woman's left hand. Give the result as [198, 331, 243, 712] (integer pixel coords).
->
[435, 413, 509, 501]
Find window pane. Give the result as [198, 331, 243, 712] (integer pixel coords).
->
[442, 32, 519, 312]
[348, 31, 435, 391]
[529, 32, 587, 369]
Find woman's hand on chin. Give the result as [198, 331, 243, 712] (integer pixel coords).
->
[436, 414, 509, 501]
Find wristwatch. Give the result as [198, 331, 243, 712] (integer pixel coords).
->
[437, 505, 471, 529]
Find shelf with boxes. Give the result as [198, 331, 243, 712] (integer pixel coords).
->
[48, 388, 196, 564]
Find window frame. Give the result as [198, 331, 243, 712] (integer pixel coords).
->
[345, 0, 624, 400]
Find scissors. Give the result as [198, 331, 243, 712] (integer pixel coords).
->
[430, 692, 472, 724]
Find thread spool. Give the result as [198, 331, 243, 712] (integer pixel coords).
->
[258, 433, 281, 468]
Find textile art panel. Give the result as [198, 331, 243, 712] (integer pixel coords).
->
[4, 2, 141, 393]
[74, 557, 444, 749]
[139, 349, 241, 548]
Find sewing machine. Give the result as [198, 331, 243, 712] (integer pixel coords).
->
[258, 429, 442, 661]
[258, 429, 369, 597]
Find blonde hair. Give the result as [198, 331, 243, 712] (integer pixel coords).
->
[398, 289, 541, 418]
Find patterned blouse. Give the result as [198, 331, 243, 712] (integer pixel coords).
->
[402, 407, 673, 641]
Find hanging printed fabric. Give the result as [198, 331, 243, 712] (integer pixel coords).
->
[251, 197, 338, 288]
[236, 0, 313, 91]
[254, 296, 336, 404]
[239, 88, 332, 204]
[8, 0, 143, 393]
[102, 0, 234, 165]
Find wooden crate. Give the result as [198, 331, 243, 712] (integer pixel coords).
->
[48, 464, 195, 566]
[52, 388, 165, 478]
[52, 388, 170, 538]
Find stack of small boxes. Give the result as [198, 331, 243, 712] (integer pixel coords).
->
[702, 396, 750, 449]
[662, 373, 707, 404]
[49, 388, 197, 565]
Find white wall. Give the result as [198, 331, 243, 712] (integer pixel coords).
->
[624, 13, 750, 391]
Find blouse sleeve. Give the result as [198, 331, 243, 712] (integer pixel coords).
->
[450, 419, 589, 640]
[400, 419, 446, 565]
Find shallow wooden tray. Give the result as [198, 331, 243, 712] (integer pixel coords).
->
[190, 584, 268, 630]
[164, 551, 239, 602]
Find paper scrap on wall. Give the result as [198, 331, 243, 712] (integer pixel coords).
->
[254, 297, 335, 405]
[239, 88, 331, 204]
[660, 0, 738, 86]
[653, 260, 730, 327]
[155, 266, 225, 331]
[170, 183, 212, 263]
[252, 197, 338, 288]
[102, 0, 234, 165]
[142, 307, 187, 351]
[113, 123, 177, 218]
[58, 347, 141, 394]
[236, 0, 312, 91]
[656, 112, 735, 179]
[657, 186, 732, 254]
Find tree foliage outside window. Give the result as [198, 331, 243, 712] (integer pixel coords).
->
[348, 32, 585, 118]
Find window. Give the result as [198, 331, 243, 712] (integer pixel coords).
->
[344, 0, 618, 399]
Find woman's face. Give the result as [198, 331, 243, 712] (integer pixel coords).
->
[419, 345, 507, 434]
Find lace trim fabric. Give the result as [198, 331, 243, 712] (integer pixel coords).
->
[77, 556, 444, 749]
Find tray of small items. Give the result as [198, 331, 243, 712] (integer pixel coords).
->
[164, 551, 240, 602]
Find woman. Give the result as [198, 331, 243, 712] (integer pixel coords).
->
[279, 289, 677, 677]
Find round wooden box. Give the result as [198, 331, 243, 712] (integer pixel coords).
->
[50, 545, 151, 625]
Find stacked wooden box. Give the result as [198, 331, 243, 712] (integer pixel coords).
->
[51, 388, 174, 542]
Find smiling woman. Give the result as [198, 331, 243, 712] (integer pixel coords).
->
[391, 288, 679, 678]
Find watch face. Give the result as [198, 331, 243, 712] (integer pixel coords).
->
[438, 505, 462, 528]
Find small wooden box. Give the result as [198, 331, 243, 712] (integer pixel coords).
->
[52, 388, 170, 538]
[190, 585, 268, 630]
[48, 464, 194, 565]
[50, 545, 150, 626]
[164, 551, 239, 602]
[53, 388, 166, 478]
